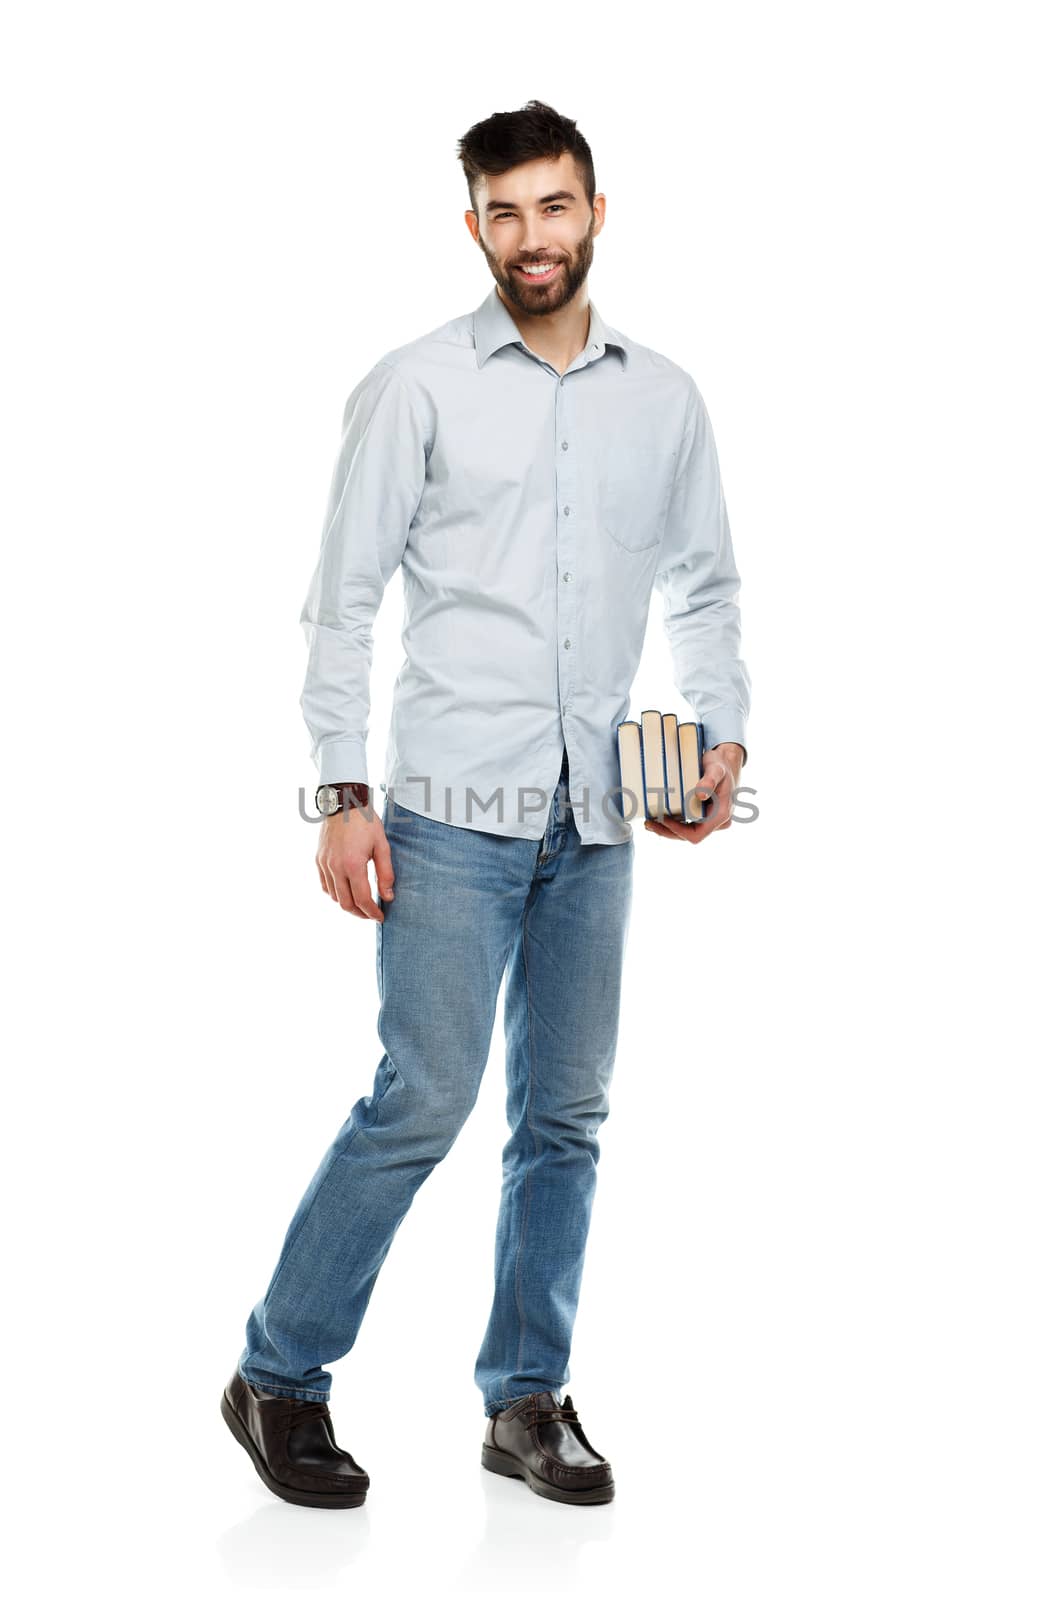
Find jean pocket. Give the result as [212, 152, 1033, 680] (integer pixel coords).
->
[598, 445, 677, 553]
[386, 797, 423, 827]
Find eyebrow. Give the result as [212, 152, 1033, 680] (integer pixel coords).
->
[484, 190, 577, 214]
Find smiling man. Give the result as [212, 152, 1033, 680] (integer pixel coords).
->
[222, 99, 751, 1511]
[474, 166, 595, 311]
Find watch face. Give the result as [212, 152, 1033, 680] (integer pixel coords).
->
[318, 786, 340, 815]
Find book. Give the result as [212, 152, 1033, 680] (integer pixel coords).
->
[640, 708, 667, 818]
[662, 711, 684, 820]
[677, 720, 708, 823]
[616, 710, 708, 823]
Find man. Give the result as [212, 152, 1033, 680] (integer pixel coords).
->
[222, 99, 750, 1510]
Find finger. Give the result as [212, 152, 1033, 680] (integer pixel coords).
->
[683, 783, 718, 823]
[650, 781, 729, 844]
[317, 860, 333, 898]
[711, 780, 735, 830]
[331, 864, 367, 917]
[700, 760, 730, 791]
[697, 783, 731, 827]
[643, 815, 691, 840]
[691, 785, 736, 840]
[348, 862, 382, 921]
[706, 773, 734, 825]
[372, 834, 396, 902]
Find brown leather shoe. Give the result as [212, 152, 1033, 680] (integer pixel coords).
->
[482, 1390, 615, 1504]
[220, 1369, 369, 1508]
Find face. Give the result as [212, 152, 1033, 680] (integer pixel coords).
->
[466, 153, 605, 316]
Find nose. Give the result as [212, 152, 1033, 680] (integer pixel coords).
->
[519, 224, 553, 258]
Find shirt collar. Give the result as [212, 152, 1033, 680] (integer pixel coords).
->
[473, 283, 629, 370]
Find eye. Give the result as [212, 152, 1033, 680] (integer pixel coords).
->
[493, 204, 568, 221]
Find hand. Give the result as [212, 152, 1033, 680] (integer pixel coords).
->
[316, 804, 396, 919]
[643, 741, 746, 844]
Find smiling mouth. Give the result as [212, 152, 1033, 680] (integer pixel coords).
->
[514, 261, 562, 283]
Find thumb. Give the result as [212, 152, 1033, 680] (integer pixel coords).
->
[373, 836, 396, 900]
[686, 781, 717, 819]
[703, 783, 734, 825]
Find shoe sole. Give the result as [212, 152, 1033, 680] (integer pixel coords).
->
[220, 1389, 367, 1509]
[481, 1442, 615, 1504]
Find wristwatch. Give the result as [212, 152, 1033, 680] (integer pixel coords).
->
[316, 781, 373, 817]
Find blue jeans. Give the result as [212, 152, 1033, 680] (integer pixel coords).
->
[238, 743, 634, 1415]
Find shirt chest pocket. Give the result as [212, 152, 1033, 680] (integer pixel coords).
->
[597, 444, 678, 553]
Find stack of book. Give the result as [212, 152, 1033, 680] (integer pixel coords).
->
[616, 710, 708, 823]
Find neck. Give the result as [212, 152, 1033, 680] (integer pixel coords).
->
[497, 285, 592, 377]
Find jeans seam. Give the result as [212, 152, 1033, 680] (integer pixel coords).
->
[507, 906, 541, 1405]
[244, 1379, 330, 1401]
[485, 1388, 551, 1416]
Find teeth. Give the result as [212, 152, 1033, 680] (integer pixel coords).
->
[520, 262, 558, 275]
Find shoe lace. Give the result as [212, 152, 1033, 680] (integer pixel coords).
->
[274, 1400, 332, 1434]
[530, 1403, 580, 1427]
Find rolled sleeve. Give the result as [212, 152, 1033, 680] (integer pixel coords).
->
[655, 379, 751, 765]
[299, 360, 429, 787]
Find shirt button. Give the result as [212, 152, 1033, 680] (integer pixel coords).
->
[561, 440, 568, 450]
[562, 571, 572, 582]
[564, 638, 571, 649]
[563, 505, 571, 516]
[592, 343, 598, 351]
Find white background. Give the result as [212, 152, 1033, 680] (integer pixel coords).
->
[4, 2, 1046, 1596]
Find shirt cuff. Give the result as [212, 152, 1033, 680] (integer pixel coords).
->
[702, 714, 748, 768]
[316, 736, 369, 786]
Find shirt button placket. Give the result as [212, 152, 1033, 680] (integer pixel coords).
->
[555, 372, 575, 726]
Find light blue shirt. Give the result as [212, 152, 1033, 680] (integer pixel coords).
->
[300, 284, 750, 846]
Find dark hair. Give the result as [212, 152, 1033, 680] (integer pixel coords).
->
[457, 99, 596, 215]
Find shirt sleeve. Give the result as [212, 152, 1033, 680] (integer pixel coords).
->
[655, 378, 751, 765]
[299, 359, 429, 787]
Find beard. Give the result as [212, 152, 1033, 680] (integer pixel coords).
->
[479, 214, 596, 315]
